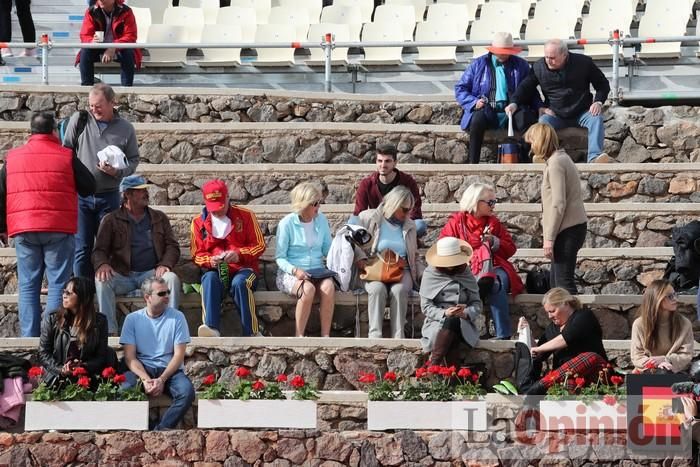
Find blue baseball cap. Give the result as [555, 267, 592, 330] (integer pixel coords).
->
[119, 175, 150, 193]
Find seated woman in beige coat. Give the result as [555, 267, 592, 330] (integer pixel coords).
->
[630, 279, 694, 374]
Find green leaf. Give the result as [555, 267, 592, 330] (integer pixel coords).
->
[492, 384, 509, 395]
[500, 380, 518, 395]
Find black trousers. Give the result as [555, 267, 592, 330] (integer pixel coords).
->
[550, 222, 587, 295]
[467, 109, 499, 164]
[0, 0, 35, 43]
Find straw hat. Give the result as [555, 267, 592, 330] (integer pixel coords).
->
[486, 32, 522, 55]
[426, 237, 473, 268]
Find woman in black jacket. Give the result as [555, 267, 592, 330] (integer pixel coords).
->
[38, 277, 111, 384]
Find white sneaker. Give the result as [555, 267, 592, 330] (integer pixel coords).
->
[19, 48, 35, 57]
[197, 324, 220, 337]
[1, 48, 12, 58]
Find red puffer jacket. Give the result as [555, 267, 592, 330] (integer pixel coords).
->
[439, 211, 524, 296]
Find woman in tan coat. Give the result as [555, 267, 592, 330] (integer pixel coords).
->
[630, 279, 694, 374]
[525, 123, 587, 294]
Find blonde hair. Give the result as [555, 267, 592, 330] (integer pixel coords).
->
[381, 186, 414, 219]
[638, 279, 682, 353]
[525, 123, 559, 160]
[459, 183, 495, 214]
[542, 287, 581, 310]
[290, 182, 322, 214]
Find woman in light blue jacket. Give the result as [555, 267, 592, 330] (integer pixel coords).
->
[276, 182, 335, 337]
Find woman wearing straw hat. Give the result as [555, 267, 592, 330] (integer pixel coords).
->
[420, 237, 482, 366]
[455, 32, 541, 164]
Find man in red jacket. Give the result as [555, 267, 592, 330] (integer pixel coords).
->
[76, 0, 141, 86]
[0, 112, 96, 337]
[352, 143, 426, 236]
[190, 180, 266, 337]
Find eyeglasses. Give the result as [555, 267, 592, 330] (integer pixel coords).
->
[62, 289, 76, 296]
[399, 206, 411, 213]
[665, 292, 678, 301]
[480, 199, 497, 207]
[154, 290, 171, 297]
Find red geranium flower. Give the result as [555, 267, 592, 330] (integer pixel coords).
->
[603, 395, 617, 406]
[202, 374, 216, 386]
[252, 380, 265, 391]
[290, 375, 305, 389]
[439, 366, 456, 377]
[77, 376, 90, 388]
[427, 365, 442, 375]
[610, 375, 624, 386]
[101, 367, 116, 379]
[113, 374, 126, 384]
[575, 377, 585, 388]
[276, 374, 288, 383]
[543, 371, 558, 384]
[383, 371, 397, 382]
[358, 372, 377, 384]
[471, 373, 479, 383]
[457, 367, 472, 378]
[72, 367, 87, 377]
[415, 367, 428, 379]
[644, 360, 657, 370]
[28, 366, 43, 378]
[235, 367, 251, 378]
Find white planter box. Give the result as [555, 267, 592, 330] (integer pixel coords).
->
[197, 399, 317, 429]
[367, 400, 487, 431]
[539, 400, 627, 431]
[25, 401, 149, 431]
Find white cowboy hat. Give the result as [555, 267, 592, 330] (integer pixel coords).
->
[486, 32, 522, 55]
[426, 237, 474, 268]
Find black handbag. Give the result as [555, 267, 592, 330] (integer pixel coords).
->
[525, 266, 550, 294]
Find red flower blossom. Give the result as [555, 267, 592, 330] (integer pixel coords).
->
[610, 375, 624, 386]
[358, 372, 377, 384]
[202, 374, 216, 386]
[101, 367, 116, 379]
[383, 371, 397, 382]
[439, 366, 456, 377]
[603, 395, 617, 406]
[113, 374, 126, 384]
[427, 365, 442, 375]
[471, 373, 479, 383]
[290, 375, 305, 389]
[644, 360, 657, 370]
[543, 371, 558, 384]
[575, 377, 585, 388]
[77, 376, 90, 388]
[415, 367, 428, 379]
[28, 366, 43, 378]
[252, 380, 265, 391]
[276, 374, 288, 383]
[457, 368, 472, 378]
[72, 367, 87, 377]
[235, 367, 251, 378]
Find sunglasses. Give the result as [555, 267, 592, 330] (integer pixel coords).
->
[62, 289, 76, 296]
[154, 290, 171, 297]
[480, 199, 497, 207]
[665, 292, 678, 301]
[399, 206, 411, 213]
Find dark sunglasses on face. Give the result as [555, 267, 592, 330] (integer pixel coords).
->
[154, 290, 171, 297]
[481, 199, 497, 207]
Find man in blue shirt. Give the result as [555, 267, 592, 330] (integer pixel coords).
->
[120, 276, 194, 430]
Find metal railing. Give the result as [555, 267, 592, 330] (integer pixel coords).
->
[4, 31, 700, 102]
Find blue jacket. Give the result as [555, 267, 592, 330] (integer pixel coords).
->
[455, 53, 541, 130]
[275, 211, 332, 274]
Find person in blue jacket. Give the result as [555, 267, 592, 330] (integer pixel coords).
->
[455, 32, 541, 164]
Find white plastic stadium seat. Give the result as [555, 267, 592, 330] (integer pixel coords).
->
[373, 4, 416, 41]
[385, 0, 426, 22]
[278, 0, 322, 23]
[426, 3, 472, 35]
[413, 19, 463, 65]
[359, 21, 405, 65]
[230, 0, 271, 23]
[127, 0, 169, 23]
[217, 7, 257, 41]
[532, 0, 581, 33]
[253, 23, 297, 66]
[638, 0, 692, 58]
[524, 15, 575, 60]
[333, 0, 373, 24]
[197, 26, 244, 67]
[305, 23, 350, 66]
[469, 14, 521, 57]
[176, 0, 220, 24]
[482, 0, 531, 21]
[581, 0, 635, 58]
[144, 25, 187, 67]
[268, 6, 311, 43]
[477, 2, 524, 36]
[320, 5, 363, 41]
[163, 6, 205, 44]
[435, 0, 481, 23]
[130, 7, 151, 44]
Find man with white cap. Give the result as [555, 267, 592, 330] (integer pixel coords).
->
[93, 174, 181, 335]
[420, 237, 483, 366]
[455, 32, 541, 164]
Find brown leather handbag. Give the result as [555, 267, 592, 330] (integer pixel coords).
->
[360, 249, 406, 283]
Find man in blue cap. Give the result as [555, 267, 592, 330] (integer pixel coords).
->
[92, 174, 181, 335]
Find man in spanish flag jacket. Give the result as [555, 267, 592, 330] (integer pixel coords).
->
[190, 180, 266, 337]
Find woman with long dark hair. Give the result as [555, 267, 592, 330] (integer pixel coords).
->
[38, 277, 111, 383]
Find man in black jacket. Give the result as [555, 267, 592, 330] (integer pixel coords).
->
[506, 39, 611, 163]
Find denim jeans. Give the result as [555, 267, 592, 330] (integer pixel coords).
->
[75, 191, 121, 279]
[539, 111, 605, 162]
[122, 365, 194, 430]
[551, 222, 587, 295]
[79, 48, 136, 86]
[96, 270, 181, 334]
[201, 268, 258, 336]
[15, 232, 75, 337]
[489, 267, 511, 339]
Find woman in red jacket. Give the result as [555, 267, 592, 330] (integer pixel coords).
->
[439, 182, 523, 339]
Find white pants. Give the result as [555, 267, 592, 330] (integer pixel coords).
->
[364, 271, 413, 339]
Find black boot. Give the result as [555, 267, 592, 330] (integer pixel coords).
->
[430, 329, 455, 365]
